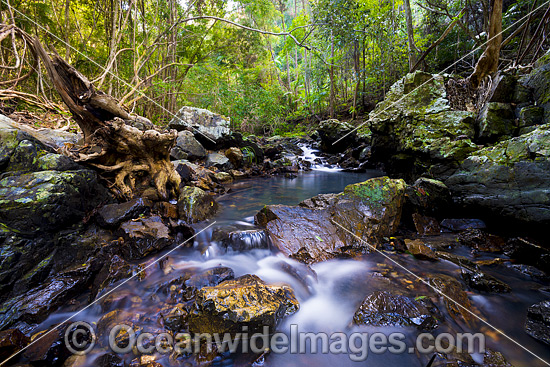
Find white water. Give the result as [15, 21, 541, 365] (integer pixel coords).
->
[298, 144, 342, 172]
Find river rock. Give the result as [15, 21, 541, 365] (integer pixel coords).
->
[23, 321, 75, 366]
[205, 152, 233, 171]
[369, 71, 477, 179]
[412, 213, 441, 235]
[0, 170, 107, 233]
[170, 130, 207, 161]
[519, 106, 544, 130]
[404, 239, 437, 260]
[427, 274, 474, 325]
[521, 51, 550, 121]
[458, 229, 505, 253]
[353, 291, 437, 329]
[406, 177, 452, 216]
[317, 119, 357, 153]
[256, 176, 406, 263]
[440, 218, 486, 231]
[96, 198, 152, 228]
[168, 106, 231, 142]
[446, 123, 550, 224]
[461, 267, 511, 293]
[119, 215, 173, 259]
[177, 186, 219, 223]
[525, 300, 550, 345]
[188, 274, 299, 334]
[0, 328, 29, 360]
[225, 147, 243, 168]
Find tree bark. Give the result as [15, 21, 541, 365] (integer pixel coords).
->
[404, 0, 417, 72]
[469, 0, 503, 89]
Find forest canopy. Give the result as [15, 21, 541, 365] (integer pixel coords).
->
[0, 0, 547, 135]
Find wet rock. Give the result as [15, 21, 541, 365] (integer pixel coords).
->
[525, 300, 550, 345]
[119, 215, 173, 259]
[461, 267, 511, 293]
[406, 178, 452, 216]
[522, 52, 550, 121]
[353, 291, 437, 329]
[177, 186, 219, 223]
[91, 255, 133, 299]
[256, 176, 406, 263]
[478, 102, 516, 142]
[225, 147, 243, 168]
[440, 218, 486, 232]
[317, 119, 357, 153]
[155, 201, 179, 219]
[0, 329, 30, 360]
[404, 239, 437, 260]
[170, 130, 207, 161]
[94, 353, 125, 367]
[427, 274, 474, 325]
[458, 229, 506, 253]
[436, 251, 478, 269]
[168, 106, 231, 142]
[519, 106, 544, 129]
[446, 124, 550, 224]
[23, 322, 74, 366]
[188, 274, 299, 334]
[509, 264, 549, 281]
[0, 271, 91, 329]
[504, 237, 550, 272]
[412, 213, 440, 235]
[96, 198, 152, 228]
[222, 229, 271, 251]
[230, 170, 247, 180]
[6, 139, 79, 173]
[483, 349, 514, 367]
[205, 152, 233, 171]
[0, 170, 108, 233]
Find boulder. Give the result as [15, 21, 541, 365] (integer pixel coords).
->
[458, 229, 505, 253]
[412, 213, 440, 235]
[521, 52, 550, 121]
[177, 186, 219, 223]
[461, 268, 510, 293]
[96, 198, 152, 228]
[225, 147, 243, 168]
[0, 329, 30, 360]
[404, 239, 437, 260]
[170, 130, 207, 161]
[446, 124, 550, 224]
[317, 119, 357, 153]
[168, 106, 231, 143]
[353, 291, 437, 329]
[369, 71, 477, 179]
[119, 215, 174, 259]
[478, 102, 516, 142]
[0, 170, 107, 233]
[405, 178, 452, 216]
[205, 153, 233, 171]
[188, 274, 299, 334]
[519, 106, 544, 130]
[256, 176, 406, 263]
[525, 300, 550, 345]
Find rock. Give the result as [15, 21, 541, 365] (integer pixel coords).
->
[458, 229, 505, 253]
[519, 106, 544, 129]
[446, 123, 550, 224]
[478, 102, 516, 142]
[96, 198, 152, 228]
[427, 274, 474, 324]
[525, 300, 550, 345]
[483, 349, 514, 367]
[91, 255, 133, 298]
[6, 139, 79, 173]
[94, 353, 125, 367]
[353, 291, 437, 329]
[0, 329, 30, 360]
[504, 237, 550, 272]
[256, 176, 406, 263]
[317, 119, 357, 153]
[213, 172, 233, 183]
[0, 170, 108, 233]
[412, 213, 441, 235]
[404, 239, 437, 260]
[119, 215, 173, 259]
[188, 274, 299, 334]
[436, 251, 478, 269]
[177, 186, 219, 223]
[225, 147, 243, 168]
[406, 178, 452, 216]
[509, 264, 549, 281]
[168, 106, 231, 142]
[440, 218, 486, 232]
[522, 53, 550, 121]
[461, 268, 511, 293]
[369, 71, 477, 178]
[23, 322, 74, 366]
[170, 130, 207, 161]
[205, 152, 233, 171]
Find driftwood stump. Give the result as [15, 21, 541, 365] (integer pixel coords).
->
[1, 24, 180, 200]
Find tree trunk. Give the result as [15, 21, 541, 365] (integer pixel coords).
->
[2, 24, 180, 201]
[329, 30, 335, 118]
[469, 0, 503, 89]
[404, 0, 417, 72]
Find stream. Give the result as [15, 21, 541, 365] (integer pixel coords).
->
[36, 148, 550, 367]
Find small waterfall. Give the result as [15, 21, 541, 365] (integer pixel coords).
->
[224, 229, 271, 251]
[298, 143, 342, 172]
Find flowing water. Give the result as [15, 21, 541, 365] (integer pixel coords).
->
[37, 157, 550, 367]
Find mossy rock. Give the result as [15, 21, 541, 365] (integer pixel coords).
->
[177, 186, 219, 223]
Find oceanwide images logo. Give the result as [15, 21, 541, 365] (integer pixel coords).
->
[65, 322, 485, 362]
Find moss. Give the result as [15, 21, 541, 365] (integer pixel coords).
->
[343, 176, 406, 209]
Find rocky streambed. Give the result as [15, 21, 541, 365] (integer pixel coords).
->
[1, 54, 550, 367]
